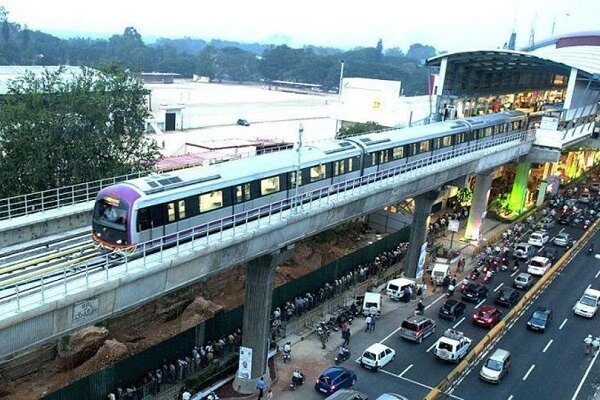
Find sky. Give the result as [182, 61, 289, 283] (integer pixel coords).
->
[2, 0, 599, 53]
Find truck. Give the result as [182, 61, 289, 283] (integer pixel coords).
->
[573, 288, 600, 318]
[434, 329, 472, 363]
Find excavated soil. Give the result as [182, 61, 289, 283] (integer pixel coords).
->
[0, 223, 370, 400]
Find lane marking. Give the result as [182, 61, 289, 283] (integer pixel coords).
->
[537, 246, 545, 253]
[494, 283, 504, 292]
[453, 317, 466, 329]
[508, 396, 514, 400]
[543, 339, 553, 353]
[571, 346, 600, 400]
[425, 294, 447, 309]
[587, 284, 592, 290]
[427, 341, 437, 353]
[510, 270, 519, 277]
[595, 270, 600, 279]
[394, 374, 466, 400]
[522, 364, 535, 380]
[399, 364, 413, 377]
[559, 318, 568, 330]
[380, 326, 402, 344]
[379, 368, 401, 378]
[475, 299, 486, 309]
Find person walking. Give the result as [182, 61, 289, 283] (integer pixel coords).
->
[266, 388, 273, 400]
[365, 315, 372, 332]
[342, 328, 351, 346]
[584, 334, 593, 355]
[369, 315, 376, 332]
[256, 377, 266, 399]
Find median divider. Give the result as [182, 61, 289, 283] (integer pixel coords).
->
[423, 217, 600, 399]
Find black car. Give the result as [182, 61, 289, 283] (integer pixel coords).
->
[236, 118, 250, 126]
[542, 247, 558, 263]
[462, 283, 488, 303]
[438, 299, 467, 321]
[558, 213, 574, 225]
[527, 307, 552, 332]
[494, 287, 521, 307]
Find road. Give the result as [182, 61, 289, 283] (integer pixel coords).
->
[274, 204, 599, 400]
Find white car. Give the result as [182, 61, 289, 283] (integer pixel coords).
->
[360, 343, 395, 371]
[527, 256, 552, 276]
[553, 232, 573, 247]
[528, 231, 550, 247]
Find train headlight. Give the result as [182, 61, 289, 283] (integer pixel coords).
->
[116, 239, 123, 244]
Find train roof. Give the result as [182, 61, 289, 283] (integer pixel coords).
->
[123, 139, 362, 196]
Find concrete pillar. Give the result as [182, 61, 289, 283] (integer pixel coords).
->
[233, 246, 293, 394]
[464, 171, 494, 241]
[405, 190, 440, 278]
[508, 162, 531, 214]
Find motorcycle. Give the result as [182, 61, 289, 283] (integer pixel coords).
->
[335, 346, 351, 364]
[589, 245, 595, 256]
[290, 370, 305, 390]
[469, 269, 480, 281]
[483, 272, 494, 284]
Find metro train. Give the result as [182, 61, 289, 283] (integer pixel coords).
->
[91, 111, 527, 252]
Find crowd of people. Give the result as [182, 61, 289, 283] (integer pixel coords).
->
[109, 328, 243, 400]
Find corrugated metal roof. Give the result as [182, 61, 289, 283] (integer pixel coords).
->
[0, 66, 84, 95]
[530, 45, 600, 76]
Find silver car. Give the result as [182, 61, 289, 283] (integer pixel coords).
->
[554, 232, 573, 247]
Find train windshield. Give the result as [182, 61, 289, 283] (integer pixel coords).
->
[95, 196, 128, 227]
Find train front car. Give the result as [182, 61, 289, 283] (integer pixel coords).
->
[91, 184, 141, 253]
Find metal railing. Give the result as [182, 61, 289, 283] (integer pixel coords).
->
[0, 130, 535, 318]
[0, 171, 152, 221]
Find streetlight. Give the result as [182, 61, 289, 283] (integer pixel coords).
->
[335, 60, 345, 136]
[294, 123, 304, 213]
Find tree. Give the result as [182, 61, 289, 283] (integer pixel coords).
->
[406, 43, 436, 61]
[0, 65, 160, 197]
[336, 121, 386, 139]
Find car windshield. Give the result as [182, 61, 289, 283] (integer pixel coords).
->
[530, 260, 545, 268]
[485, 359, 503, 371]
[532, 311, 548, 321]
[438, 341, 453, 351]
[95, 197, 128, 226]
[580, 296, 597, 306]
[516, 276, 527, 283]
[319, 375, 332, 385]
[401, 321, 418, 330]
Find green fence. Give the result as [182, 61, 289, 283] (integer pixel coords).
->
[44, 226, 411, 400]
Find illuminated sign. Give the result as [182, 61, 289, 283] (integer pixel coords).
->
[104, 196, 120, 206]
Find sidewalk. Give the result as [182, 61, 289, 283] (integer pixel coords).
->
[258, 216, 510, 400]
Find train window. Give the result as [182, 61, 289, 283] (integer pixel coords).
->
[310, 165, 326, 182]
[199, 191, 223, 212]
[167, 202, 176, 223]
[379, 150, 389, 164]
[392, 146, 404, 159]
[236, 183, 251, 203]
[289, 171, 303, 187]
[408, 143, 417, 156]
[455, 132, 466, 144]
[178, 200, 186, 219]
[348, 157, 358, 172]
[419, 140, 430, 153]
[498, 124, 506, 133]
[334, 160, 345, 176]
[260, 176, 280, 195]
[443, 135, 452, 146]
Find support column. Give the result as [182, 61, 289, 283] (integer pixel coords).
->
[233, 246, 293, 394]
[405, 190, 440, 278]
[508, 162, 531, 215]
[464, 170, 494, 242]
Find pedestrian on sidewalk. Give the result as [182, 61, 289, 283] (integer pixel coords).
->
[266, 388, 273, 400]
[584, 334, 593, 355]
[342, 328, 351, 346]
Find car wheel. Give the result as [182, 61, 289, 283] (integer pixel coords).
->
[373, 365, 379, 372]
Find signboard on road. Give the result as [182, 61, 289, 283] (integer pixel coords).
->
[448, 219, 460, 233]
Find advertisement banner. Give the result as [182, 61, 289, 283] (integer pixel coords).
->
[238, 346, 253, 379]
[417, 242, 427, 279]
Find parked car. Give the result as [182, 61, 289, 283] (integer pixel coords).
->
[513, 242, 536, 260]
[399, 315, 437, 343]
[473, 305, 503, 328]
[462, 283, 489, 303]
[438, 299, 467, 321]
[236, 118, 250, 126]
[513, 272, 534, 290]
[374, 394, 409, 400]
[527, 256, 552, 276]
[494, 287, 521, 307]
[537, 217, 555, 230]
[554, 232, 573, 247]
[527, 307, 552, 332]
[591, 182, 600, 193]
[528, 230, 550, 247]
[479, 349, 511, 383]
[558, 213, 574, 225]
[325, 389, 370, 400]
[315, 366, 357, 396]
[580, 192, 592, 203]
[360, 343, 395, 371]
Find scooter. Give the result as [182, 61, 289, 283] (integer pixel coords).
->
[282, 342, 291, 363]
[201, 391, 219, 400]
[290, 370, 305, 390]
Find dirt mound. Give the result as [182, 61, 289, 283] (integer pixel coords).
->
[180, 297, 225, 331]
[71, 340, 129, 378]
[56, 326, 109, 370]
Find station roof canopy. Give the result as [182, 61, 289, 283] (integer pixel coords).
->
[425, 47, 600, 97]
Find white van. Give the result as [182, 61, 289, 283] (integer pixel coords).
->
[386, 278, 416, 301]
[431, 263, 451, 286]
[362, 292, 382, 316]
